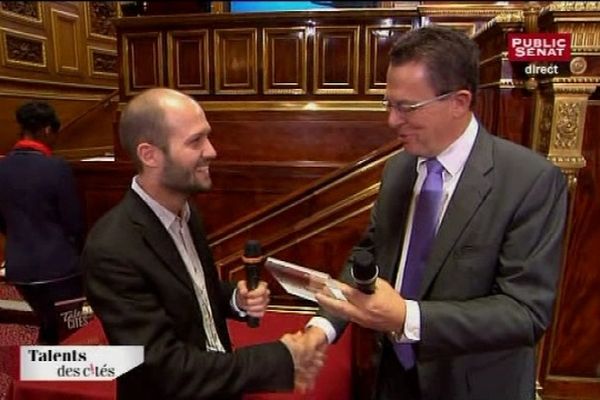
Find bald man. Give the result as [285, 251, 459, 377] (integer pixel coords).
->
[82, 88, 323, 400]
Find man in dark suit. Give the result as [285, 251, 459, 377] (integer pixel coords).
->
[304, 26, 568, 400]
[0, 101, 84, 344]
[82, 88, 323, 399]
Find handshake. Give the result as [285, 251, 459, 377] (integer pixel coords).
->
[236, 280, 329, 393]
[279, 326, 328, 393]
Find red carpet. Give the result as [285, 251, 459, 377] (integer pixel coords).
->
[0, 282, 39, 399]
[0, 284, 23, 302]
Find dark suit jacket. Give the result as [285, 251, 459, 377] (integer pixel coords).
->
[82, 190, 294, 400]
[324, 127, 567, 400]
[0, 149, 83, 283]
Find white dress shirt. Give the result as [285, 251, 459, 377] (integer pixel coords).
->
[132, 177, 232, 352]
[309, 115, 479, 344]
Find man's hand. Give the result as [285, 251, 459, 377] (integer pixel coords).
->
[316, 278, 407, 332]
[280, 329, 327, 393]
[236, 280, 270, 318]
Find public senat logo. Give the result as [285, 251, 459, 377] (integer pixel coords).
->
[507, 33, 571, 61]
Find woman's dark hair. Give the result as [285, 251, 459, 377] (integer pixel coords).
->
[15, 101, 61, 136]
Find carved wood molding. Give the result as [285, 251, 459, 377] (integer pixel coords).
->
[0, 28, 46, 69]
[88, 46, 117, 77]
[0, 1, 41, 23]
[86, 1, 118, 39]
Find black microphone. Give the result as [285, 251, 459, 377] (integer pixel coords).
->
[351, 251, 378, 294]
[242, 240, 263, 328]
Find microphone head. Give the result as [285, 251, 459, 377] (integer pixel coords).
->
[352, 251, 377, 281]
[244, 240, 262, 257]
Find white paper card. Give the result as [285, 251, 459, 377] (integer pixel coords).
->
[265, 257, 346, 302]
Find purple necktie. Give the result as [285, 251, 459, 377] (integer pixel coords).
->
[395, 158, 444, 369]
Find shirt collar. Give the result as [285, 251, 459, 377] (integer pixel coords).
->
[417, 114, 479, 177]
[131, 176, 191, 231]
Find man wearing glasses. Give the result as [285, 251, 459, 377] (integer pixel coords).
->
[304, 25, 568, 400]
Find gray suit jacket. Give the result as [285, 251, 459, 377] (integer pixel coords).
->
[325, 127, 567, 400]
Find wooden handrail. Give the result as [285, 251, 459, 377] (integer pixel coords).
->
[208, 138, 404, 246]
[59, 89, 119, 135]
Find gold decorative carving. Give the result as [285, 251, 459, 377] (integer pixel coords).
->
[1, 29, 46, 69]
[478, 79, 525, 89]
[525, 77, 538, 91]
[93, 52, 117, 74]
[556, 23, 600, 53]
[541, 1, 600, 14]
[5, 33, 43, 65]
[570, 57, 587, 75]
[560, 169, 579, 192]
[551, 77, 600, 84]
[493, 11, 524, 24]
[555, 102, 580, 149]
[418, 4, 522, 18]
[0, 1, 41, 22]
[89, 48, 117, 76]
[88, 2, 118, 38]
[473, 12, 523, 39]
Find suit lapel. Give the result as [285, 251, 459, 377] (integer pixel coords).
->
[418, 128, 494, 298]
[380, 154, 417, 283]
[124, 190, 196, 294]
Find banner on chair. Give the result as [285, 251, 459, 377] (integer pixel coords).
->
[19, 345, 143, 381]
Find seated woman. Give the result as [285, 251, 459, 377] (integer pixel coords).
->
[0, 101, 84, 344]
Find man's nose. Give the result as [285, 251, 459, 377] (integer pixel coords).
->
[387, 108, 407, 128]
[203, 139, 217, 159]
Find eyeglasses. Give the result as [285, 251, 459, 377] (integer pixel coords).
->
[382, 91, 456, 115]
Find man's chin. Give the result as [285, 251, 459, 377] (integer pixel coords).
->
[191, 180, 212, 193]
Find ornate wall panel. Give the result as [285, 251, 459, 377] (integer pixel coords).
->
[262, 27, 307, 95]
[121, 32, 163, 95]
[0, 1, 117, 102]
[84, 1, 118, 40]
[214, 28, 257, 94]
[113, 9, 417, 100]
[167, 30, 210, 94]
[0, 28, 46, 70]
[365, 25, 411, 94]
[540, 102, 600, 400]
[87, 46, 117, 78]
[0, 1, 41, 24]
[50, 9, 81, 75]
[313, 26, 360, 94]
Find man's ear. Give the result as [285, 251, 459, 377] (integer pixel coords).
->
[451, 90, 472, 117]
[137, 142, 162, 169]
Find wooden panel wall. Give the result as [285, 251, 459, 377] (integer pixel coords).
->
[471, 5, 600, 399]
[114, 9, 421, 102]
[71, 160, 339, 239]
[540, 102, 600, 399]
[0, 1, 118, 155]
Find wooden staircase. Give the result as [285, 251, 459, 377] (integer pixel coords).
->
[209, 138, 403, 303]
